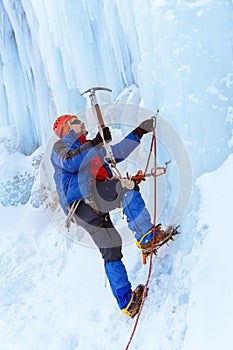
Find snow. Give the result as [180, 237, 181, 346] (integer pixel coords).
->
[184, 154, 233, 350]
[0, 0, 233, 349]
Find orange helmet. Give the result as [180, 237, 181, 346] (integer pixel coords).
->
[53, 114, 77, 138]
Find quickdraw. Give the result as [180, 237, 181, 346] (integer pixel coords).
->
[131, 162, 171, 184]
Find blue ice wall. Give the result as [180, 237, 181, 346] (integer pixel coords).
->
[0, 0, 232, 178]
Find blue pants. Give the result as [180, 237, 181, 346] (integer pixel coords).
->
[74, 179, 153, 309]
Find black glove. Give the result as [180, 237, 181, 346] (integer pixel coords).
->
[90, 127, 112, 148]
[102, 126, 112, 143]
[133, 119, 154, 138]
[90, 131, 103, 148]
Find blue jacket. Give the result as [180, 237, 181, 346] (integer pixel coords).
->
[50, 130, 141, 213]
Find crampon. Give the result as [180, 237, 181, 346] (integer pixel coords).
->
[141, 225, 180, 264]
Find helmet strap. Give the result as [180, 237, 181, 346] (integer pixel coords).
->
[60, 123, 70, 138]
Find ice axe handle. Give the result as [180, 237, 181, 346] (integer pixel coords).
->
[94, 103, 105, 129]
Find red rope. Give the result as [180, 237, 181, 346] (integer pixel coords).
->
[125, 124, 157, 350]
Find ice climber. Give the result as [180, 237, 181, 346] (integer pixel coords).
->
[50, 114, 170, 318]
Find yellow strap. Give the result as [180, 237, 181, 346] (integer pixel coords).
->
[119, 200, 125, 219]
[104, 263, 108, 287]
[135, 229, 152, 249]
[121, 291, 135, 316]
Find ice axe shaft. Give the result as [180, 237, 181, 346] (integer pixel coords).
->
[81, 86, 117, 165]
[89, 92, 105, 128]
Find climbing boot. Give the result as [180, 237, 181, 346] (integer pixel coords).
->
[122, 284, 147, 318]
[137, 225, 180, 264]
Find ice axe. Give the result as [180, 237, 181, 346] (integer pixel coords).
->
[81, 87, 121, 177]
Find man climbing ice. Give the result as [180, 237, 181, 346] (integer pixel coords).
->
[50, 114, 174, 318]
